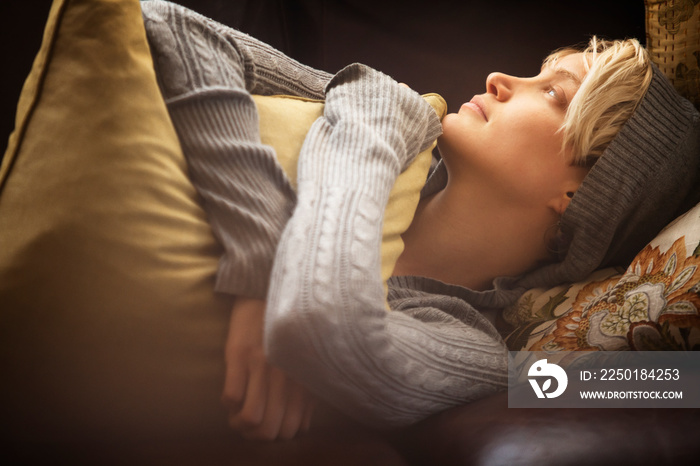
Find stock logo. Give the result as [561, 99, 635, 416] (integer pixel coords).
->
[528, 359, 568, 399]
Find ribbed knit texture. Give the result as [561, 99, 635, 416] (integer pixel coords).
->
[520, 66, 700, 289]
[143, 0, 329, 298]
[142, 1, 509, 428]
[142, 0, 700, 427]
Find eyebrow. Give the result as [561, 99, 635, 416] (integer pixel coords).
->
[551, 66, 582, 87]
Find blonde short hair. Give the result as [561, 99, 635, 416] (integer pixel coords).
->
[544, 37, 653, 166]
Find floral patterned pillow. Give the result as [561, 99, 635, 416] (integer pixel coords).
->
[645, 0, 700, 108]
[500, 202, 700, 352]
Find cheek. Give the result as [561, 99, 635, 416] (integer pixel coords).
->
[479, 130, 557, 183]
[494, 119, 566, 177]
[493, 156, 553, 202]
[437, 111, 565, 188]
[501, 111, 564, 156]
[483, 133, 567, 202]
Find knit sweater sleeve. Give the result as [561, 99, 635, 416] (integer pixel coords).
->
[141, 0, 331, 298]
[265, 65, 509, 428]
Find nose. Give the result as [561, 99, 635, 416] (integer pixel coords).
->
[486, 72, 516, 101]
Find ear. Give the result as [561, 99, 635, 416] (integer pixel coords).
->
[548, 163, 587, 215]
[548, 189, 576, 216]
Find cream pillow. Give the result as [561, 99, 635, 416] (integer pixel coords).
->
[253, 93, 446, 293]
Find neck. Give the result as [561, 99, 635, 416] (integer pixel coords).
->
[393, 184, 555, 290]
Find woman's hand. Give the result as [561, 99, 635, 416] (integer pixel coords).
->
[222, 297, 314, 440]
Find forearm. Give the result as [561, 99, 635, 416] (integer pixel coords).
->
[163, 90, 292, 297]
[263, 65, 505, 428]
[142, 1, 332, 297]
[267, 194, 509, 427]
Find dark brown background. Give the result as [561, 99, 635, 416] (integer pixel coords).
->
[0, 0, 644, 162]
[6, 4, 700, 466]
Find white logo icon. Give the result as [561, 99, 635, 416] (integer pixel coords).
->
[528, 359, 568, 399]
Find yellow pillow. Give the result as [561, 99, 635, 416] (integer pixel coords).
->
[253, 93, 446, 297]
[0, 0, 444, 440]
[0, 0, 232, 441]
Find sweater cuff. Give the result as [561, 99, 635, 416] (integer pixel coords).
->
[324, 63, 443, 168]
[167, 90, 295, 300]
[214, 255, 271, 299]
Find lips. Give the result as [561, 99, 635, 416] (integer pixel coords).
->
[461, 96, 488, 121]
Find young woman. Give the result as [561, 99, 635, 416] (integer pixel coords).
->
[141, 1, 700, 441]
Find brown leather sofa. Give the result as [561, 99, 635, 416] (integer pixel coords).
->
[2, 1, 698, 465]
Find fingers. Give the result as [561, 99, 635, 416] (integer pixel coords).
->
[221, 304, 252, 411]
[221, 358, 245, 412]
[302, 396, 315, 432]
[230, 351, 269, 432]
[228, 366, 313, 441]
[222, 298, 313, 441]
[277, 377, 313, 440]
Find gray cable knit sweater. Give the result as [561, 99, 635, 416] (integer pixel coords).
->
[142, 0, 511, 428]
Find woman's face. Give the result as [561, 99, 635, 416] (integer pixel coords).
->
[438, 52, 590, 214]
